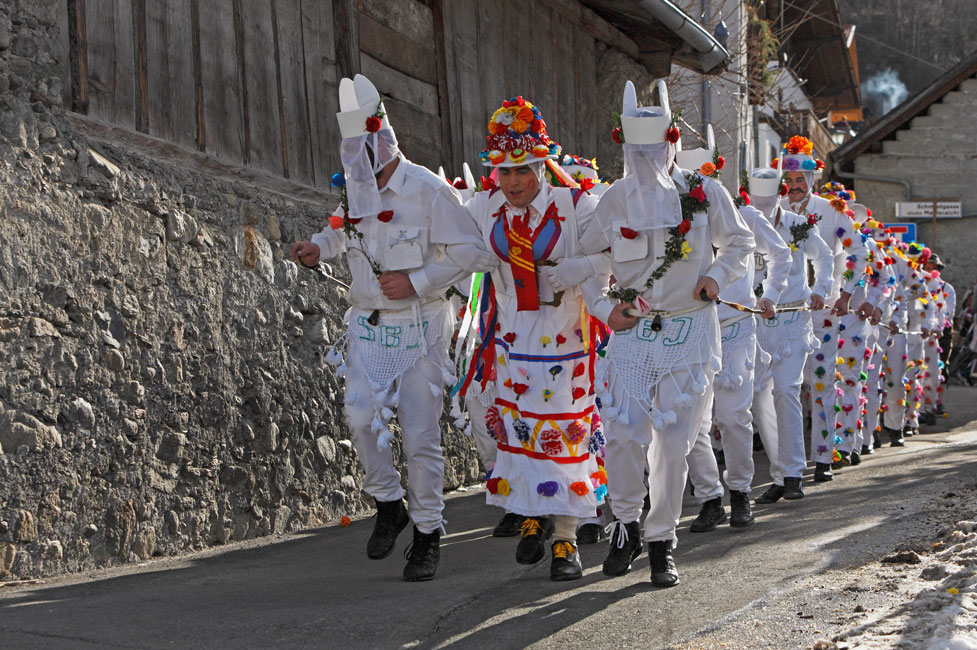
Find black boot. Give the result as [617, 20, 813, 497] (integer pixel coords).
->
[873, 430, 883, 449]
[849, 450, 862, 466]
[905, 425, 919, 437]
[602, 520, 642, 576]
[755, 484, 784, 504]
[887, 426, 905, 447]
[832, 450, 851, 470]
[492, 512, 524, 538]
[576, 523, 603, 545]
[403, 527, 440, 582]
[689, 497, 727, 532]
[783, 477, 804, 500]
[515, 517, 553, 565]
[861, 443, 873, 456]
[729, 490, 755, 528]
[753, 432, 764, 452]
[550, 541, 582, 581]
[648, 540, 679, 587]
[714, 448, 726, 467]
[367, 498, 410, 560]
[814, 462, 834, 482]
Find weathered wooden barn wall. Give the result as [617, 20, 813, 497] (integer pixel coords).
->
[64, 0, 636, 188]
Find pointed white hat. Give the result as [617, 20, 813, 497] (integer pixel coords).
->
[750, 152, 784, 197]
[675, 124, 715, 171]
[336, 74, 391, 139]
[620, 80, 671, 145]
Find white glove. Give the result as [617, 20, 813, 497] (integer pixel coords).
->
[542, 258, 593, 292]
[469, 250, 499, 273]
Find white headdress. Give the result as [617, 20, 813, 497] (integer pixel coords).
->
[337, 74, 400, 220]
[675, 124, 715, 172]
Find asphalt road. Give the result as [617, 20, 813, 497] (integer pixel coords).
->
[3, 388, 977, 650]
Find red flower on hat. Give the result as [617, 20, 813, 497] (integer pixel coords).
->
[678, 219, 691, 235]
[816, 159, 825, 170]
[580, 178, 596, 191]
[620, 227, 639, 240]
[377, 210, 394, 223]
[716, 156, 726, 170]
[365, 116, 382, 133]
[689, 186, 706, 203]
[612, 126, 624, 144]
[480, 176, 497, 191]
[666, 126, 681, 144]
[531, 118, 543, 133]
[779, 183, 789, 196]
[453, 179, 468, 190]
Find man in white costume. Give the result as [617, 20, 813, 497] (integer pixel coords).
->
[579, 80, 754, 587]
[291, 75, 490, 581]
[678, 128, 791, 531]
[777, 138, 865, 484]
[750, 165, 833, 504]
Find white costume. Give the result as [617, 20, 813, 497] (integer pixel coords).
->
[579, 82, 754, 549]
[313, 75, 489, 534]
[752, 172, 833, 488]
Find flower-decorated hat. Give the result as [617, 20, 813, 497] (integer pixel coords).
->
[618, 80, 673, 145]
[771, 135, 825, 174]
[479, 97, 561, 167]
[821, 180, 855, 202]
[559, 154, 599, 182]
[675, 124, 715, 171]
[336, 74, 391, 139]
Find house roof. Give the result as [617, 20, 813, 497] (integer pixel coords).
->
[831, 48, 977, 170]
[780, 0, 861, 113]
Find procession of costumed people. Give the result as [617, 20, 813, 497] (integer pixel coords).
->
[291, 73, 957, 585]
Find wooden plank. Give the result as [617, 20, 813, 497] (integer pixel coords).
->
[134, 0, 148, 132]
[68, 0, 89, 113]
[275, 0, 316, 185]
[333, 0, 360, 79]
[554, 13, 575, 155]
[451, 0, 483, 171]
[300, 0, 341, 189]
[360, 53, 440, 116]
[189, 0, 204, 151]
[537, 0, 639, 60]
[197, 0, 245, 163]
[576, 29, 597, 157]
[241, 0, 284, 176]
[534, 3, 555, 134]
[357, 13, 437, 86]
[439, 0, 464, 172]
[384, 97, 441, 168]
[144, 0, 197, 148]
[357, 0, 433, 46]
[429, 0, 455, 174]
[56, 0, 73, 108]
[476, 0, 505, 165]
[122, 16, 159, 128]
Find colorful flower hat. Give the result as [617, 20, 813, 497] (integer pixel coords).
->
[675, 124, 715, 171]
[618, 80, 672, 145]
[771, 135, 825, 174]
[336, 74, 391, 139]
[479, 97, 561, 167]
[820, 180, 856, 202]
[750, 151, 784, 197]
[559, 154, 599, 182]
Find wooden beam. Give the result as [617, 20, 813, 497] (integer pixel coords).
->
[333, 0, 360, 79]
[232, 0, 251, 164]
[429, 0, 455, 173]
[190, 0, 205, 152]
[67, 0, 89, 113]
[133, 0, 148, 132]
[537, 0, 638, 60]
[269, 0, 289, 178]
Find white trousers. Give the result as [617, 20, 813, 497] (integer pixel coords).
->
[861, 329, 885, 448]
[905, 333, 924, 427]
[807, 313, 840, 465]
[603, 363, 715, 546]
[883, 333, 908, 431]
[922, 336, 942, 413]
[465, 394, 497, 471]
[754, 347, 809, 484]
[688, 321, 758, 495]
[345, 347, 445, 534]
[836, 315, 872, 454]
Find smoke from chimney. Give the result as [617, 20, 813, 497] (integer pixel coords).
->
[862, 68, 910, 117]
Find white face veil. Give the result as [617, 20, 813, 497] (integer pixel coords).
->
[623, 109, 681, 230]
[750, 168, 781, 219]
[341, 128, 401, 220]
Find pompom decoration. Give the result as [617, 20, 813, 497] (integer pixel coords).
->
[537, 481, 559, 497]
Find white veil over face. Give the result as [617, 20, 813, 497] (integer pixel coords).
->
[341, 128, 400, 219]
[337, 74, 402, 220]
[620, 81, 681, 230]
[750, 168, 781, 219]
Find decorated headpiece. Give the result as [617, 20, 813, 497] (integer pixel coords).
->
[479, 97, 560, 167]
[336, 74, 400, 220]
[675, 124, 715, 171]
[821, 180, 855, 202]
[616, 80, 674, 145]
[771, 136, 825, 174]
[559, 154, 599, 181]
[750, 152, 784, 197]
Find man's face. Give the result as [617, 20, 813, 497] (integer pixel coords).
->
[784, 171, 809, 203]
[499, 166, 540, 209]
[923, 261, 937, 272]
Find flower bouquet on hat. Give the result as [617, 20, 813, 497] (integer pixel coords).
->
[479, 97, 561, 167]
